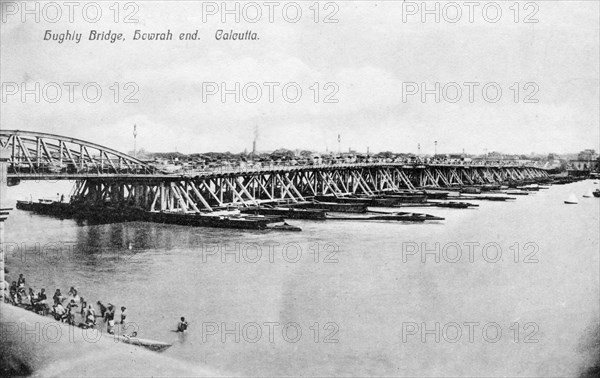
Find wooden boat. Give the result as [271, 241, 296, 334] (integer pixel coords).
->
[374, 193, 428, 204]
[449, 195, 516, 201]
[383, 200, 477, 208]
[300, 201, 368, 213]
[516, 185, 540, 191]
[369, 197, 399, 207]
[423, 190, 450, 199]
[564, 193, 578, 204]
[242, 206, 326, 220]
[480, 184, 502, 191]
[460, 186, 481, 194]
[326, 211, 444, 222]
[267, 222, 302, 231]
[434, 201, 476, 209]
[505, 190, 529, 196]
[115, 334, 172, 352]
[583, 190, 593, 198]
[314, 195, 369, 204]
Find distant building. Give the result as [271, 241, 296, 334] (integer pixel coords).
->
[578, 149, 598, 161]
[570, 159, 599, 172]
[570, 149, 599, 172]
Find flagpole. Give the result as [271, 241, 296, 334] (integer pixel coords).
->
[133, 124, 137, 158]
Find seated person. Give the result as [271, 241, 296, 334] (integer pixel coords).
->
[53, 302, 67, 321]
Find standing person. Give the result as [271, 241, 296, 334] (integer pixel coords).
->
[105, 304, 115, 334]
[86, 304, 96, 328]
[97, 301, 107, 317]
[86, 304, 96, 320]
[65, 299, 77, 325]
[17, 274, 25, 288]
[79, 297, 87, 316]
[177, 317, 188, 332]
[120, 306, 127, 324]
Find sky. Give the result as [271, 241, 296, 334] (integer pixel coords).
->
[1, 1, 599, 155]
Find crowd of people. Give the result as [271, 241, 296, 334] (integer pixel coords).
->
[5, 273, 128, 334]
[5, 272, 189, 335]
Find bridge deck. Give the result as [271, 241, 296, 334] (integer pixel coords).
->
[7, 162, 546, 180]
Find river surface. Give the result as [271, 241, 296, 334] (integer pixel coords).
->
[3, 179, 599, 377]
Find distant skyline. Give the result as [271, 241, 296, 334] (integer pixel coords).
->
[2, 2, 598, 155]
[129, 144, 594, 157]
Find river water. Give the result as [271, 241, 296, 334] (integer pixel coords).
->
[3, 179, 599, 377]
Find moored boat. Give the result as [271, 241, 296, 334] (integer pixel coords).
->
[115, 334, 172, 352]
[242, 206, 326, 220]
[374, 193, 428, 204]
[267, 222, 302, 231]
[505, 190, 529, 196]
[564, 193, 578, 204]
[326, 211, 444, 222]
[300, 201, 368, 213]
[460, 186, 481, 194]
[423, 190, 450, 199]
[434, 201, 477, 209]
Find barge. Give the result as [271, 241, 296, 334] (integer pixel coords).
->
[16, 200, 297, 230]
[448, 195, 516, 201]
[241, 206, 327, 220]
[297, 201, 368, 213]
[326, 211, 444, 222]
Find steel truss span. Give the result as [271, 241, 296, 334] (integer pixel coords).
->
[0, 129, 157, 176]
[70, 165, 548, 213]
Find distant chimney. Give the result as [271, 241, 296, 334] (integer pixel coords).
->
[252, 140, 256, 155]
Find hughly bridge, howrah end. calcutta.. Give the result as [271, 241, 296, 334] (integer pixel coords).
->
[0, 130, 549, 213]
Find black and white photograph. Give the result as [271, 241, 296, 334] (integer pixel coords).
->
[1, 1, 599, 376]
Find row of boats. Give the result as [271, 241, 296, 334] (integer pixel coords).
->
[17, 178, 591, 230]
[564, 184, 600, 204]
